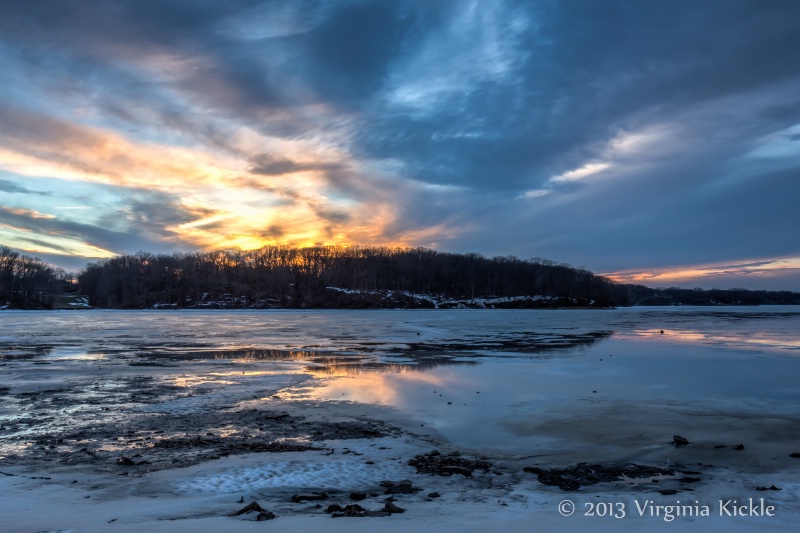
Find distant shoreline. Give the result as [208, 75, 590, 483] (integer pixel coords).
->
[5, 245, 799, 311]
[5, 302, 800, 312]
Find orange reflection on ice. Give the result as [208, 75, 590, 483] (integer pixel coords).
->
[620, 329, 800, 351]
[305, 364, 447, 405]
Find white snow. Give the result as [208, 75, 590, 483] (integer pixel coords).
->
[324, 286, 557, 308]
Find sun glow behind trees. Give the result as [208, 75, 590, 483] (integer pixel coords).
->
[74, 246, 617, 309]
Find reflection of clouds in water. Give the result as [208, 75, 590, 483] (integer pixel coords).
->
[3, 309, 799, 459]
[622, 329, 800, 351]
[401, 331, 612, 355]
[308, 368, 448, 405]
[300, 359, 478, 404]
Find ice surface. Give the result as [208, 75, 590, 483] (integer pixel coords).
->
[2, 307, 800, 531]
[3, 307, 800, 459]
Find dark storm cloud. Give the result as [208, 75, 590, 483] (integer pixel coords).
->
[0, 0, 263, 55]
[111, 192, 220, 241]
[311, 205, 350, 225]
[288, 1, 419, 105]
[5, 0, 799, 171]
[0, 1, 423, 145]
[348, 0, 800, 192]
[13, 237, 75, 256]
[0, 0, 307, 146]
[356, 0, 800, 290]
[249, 154, 345, 176]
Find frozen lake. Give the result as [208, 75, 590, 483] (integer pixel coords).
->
[3, 306, 800, 531]
[2, 306, 800, 462]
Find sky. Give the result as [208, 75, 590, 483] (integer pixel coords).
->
[1, 0, 799, 291]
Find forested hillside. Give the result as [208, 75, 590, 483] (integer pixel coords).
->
[75, 246, 617, 308]
[2, 244, 799, 309]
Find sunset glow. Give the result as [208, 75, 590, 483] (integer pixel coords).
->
[1, 1, 799, 290]
[604, 257, 800, 288]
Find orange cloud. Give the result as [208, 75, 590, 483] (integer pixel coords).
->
[603, 257, 800, 286]
[1, 207, 56, 219]
[0, 106, 460, 256]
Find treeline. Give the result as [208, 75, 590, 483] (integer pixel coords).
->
[0, 245, 72, 308]
[3, 243, 799, 309]
[75, 246, 618, 308]
[619, 285, 800, 306]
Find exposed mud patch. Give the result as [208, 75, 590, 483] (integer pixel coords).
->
[523, 463, 678, 491]
[0, 369, 399, 474]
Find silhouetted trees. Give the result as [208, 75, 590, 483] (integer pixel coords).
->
[73, 245, 620, 308]
[612, 284, 800, 306]
[0, 245, 71, 307]
[2, 243, 799, 309]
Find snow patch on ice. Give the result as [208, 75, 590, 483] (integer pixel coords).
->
[177, 456, 413, 494]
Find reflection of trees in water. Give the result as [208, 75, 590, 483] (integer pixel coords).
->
[306, 359, 478, 375]
[399, 330, 612, 354]
[139, 348, 326, 361]
[1, 330, 611, 364]
[305, 331, 612, 375]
